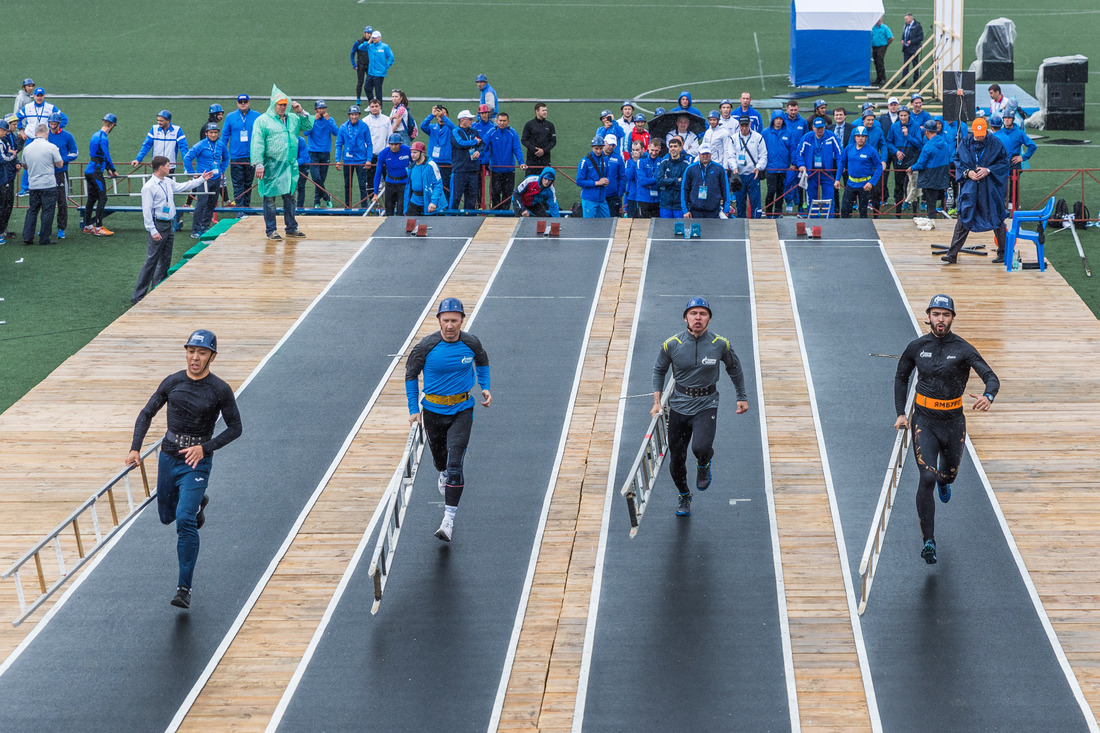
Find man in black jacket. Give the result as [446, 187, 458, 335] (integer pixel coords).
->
[900, 13, 924, 85]
[520, 103, 556, 174]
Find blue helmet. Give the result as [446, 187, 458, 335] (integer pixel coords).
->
[591, 135, 605, 147]
[600, 109, 613, 120]
[387, 133, 402, 144]
[209, 103, 223, 114]
[683, 297, 711, 318]
[707, 110, 720, 119]
[48, 112, 62, 124]
[926, 294, 955, 315]
[314, 99, 327, 109]
[475, 73, 488, 83]
[158, 109, 172, 121]
[989, 115, 1003, 129]
[539, 167, 556, 184]
[923, 119, 938, 132]
[633, 113, 645, 122]
[437, 297, 465, 316]
[184, 329, 218, 353]
[654, 107, 666, 116]
[102, 113, 118, 125]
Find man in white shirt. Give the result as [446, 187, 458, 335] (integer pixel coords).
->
[726, 115, 768, 219]
[700, 111, 731, 168]
[666, 115, 699, 156]
[21, 124, 63, 245]
[134, 156, 212, 304]
[364, 98, 391, 199]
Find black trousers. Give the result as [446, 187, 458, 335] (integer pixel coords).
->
[230, 158, 255, 208]
[54, 171, 69, 231]
[383, 181, 405, 216]
[893, 168, 911, 207]
[422, 407, 474, 507]
[765, 171, 787, 216]
[668, 408, 717, 494]
[841, 186, 872, 218]
[922, 188, 944, 218]
[872, 45, 889, 85]
[912, 414, 966, 541]
[903, 49, 920, 85]
[84, 172, 108, 227]
[945, 219, 1007, 258]
[490, 171, 515, 209]
[23, 187, 57, 245]
[343, 164, 370, 208]
[309, 151, 331, 205]
[0, 181, 14, 234]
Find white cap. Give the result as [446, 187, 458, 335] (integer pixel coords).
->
[457, 109, 475, 120]
[371, 30, 381, 38]
[603, 135, 617, 146]
[888, 96, 899, 105]
[698, 144, 712, 154]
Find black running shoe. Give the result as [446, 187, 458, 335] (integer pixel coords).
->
[696, 461, 712, 491]
[196, 494, 210, 529]
[676, 492, 692, 517]
[921, 539, 938, 565]
[171, 586, 192, 609]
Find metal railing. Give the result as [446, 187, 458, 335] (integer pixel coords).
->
[620, 380, 675, 538]
[2, 441, 163, 626]
[857, 386, 916, 615]
[367, 421, 427, 615]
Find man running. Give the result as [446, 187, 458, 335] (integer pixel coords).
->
[405, 298, 491, 542]
[894, 295, 999, 564]
[126, 330, 243, 609]
[652, 297, 749, 517]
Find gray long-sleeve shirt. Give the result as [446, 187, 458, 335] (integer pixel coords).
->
[653, 328, 747, 415]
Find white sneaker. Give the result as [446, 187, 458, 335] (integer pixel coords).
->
[435, 518, 453, 542]
[438, 471, 447, 496]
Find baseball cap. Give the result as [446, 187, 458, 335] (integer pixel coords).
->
[698, 144, 712, 154]
[972, 117, 988, 137]
[888, 96, 899, 105]
[739, 115, 752, 124]
[812, 118, 825, 128]
[475, 74, 488, 82]
[603, 135, 617, 146]
[237, 94, 250, 102]
[275, 96, 289, 105]
[457, 109, 475, 120]
[33, 87, 44, 95]
[371, 30, 381, 38]
[478, 104, 491, 113]
[707, 110, 720, 119]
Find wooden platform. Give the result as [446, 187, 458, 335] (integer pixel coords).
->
[3, 217, 1100, 730]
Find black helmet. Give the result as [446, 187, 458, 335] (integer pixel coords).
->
[926, 294, 955, 315]
[184, 329, 217, 352]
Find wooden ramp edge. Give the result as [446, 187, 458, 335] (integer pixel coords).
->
[495, 218, 647, 730]
[0, 217, 378, 659]
[749, 220, 873, 732]
[878, 220, 1100, 722]
[178, 218, 518, 731]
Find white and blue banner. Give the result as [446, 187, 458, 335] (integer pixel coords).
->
[790, 0, 886, 87]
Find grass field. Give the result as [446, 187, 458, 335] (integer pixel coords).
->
[2, 0, 1099, 412]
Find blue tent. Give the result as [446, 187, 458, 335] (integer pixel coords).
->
[790, 0, 885, 87]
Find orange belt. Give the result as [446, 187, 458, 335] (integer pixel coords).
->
[915, 393, 963, 410]
[425, 391, 471, 406]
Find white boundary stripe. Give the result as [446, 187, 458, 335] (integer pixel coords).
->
[163, 235, 476, 733]
[877, 240, 1100, 732]
[571, 231, 652, 732]
[780, 241, 883, 732]
[780, 238, 882, 244]
[264, 229, 518, 733]
[486, 234, 615, 732]
[0, 232, 382, 679]
[744, 241, 801, 732]
[648, 237, 748, 242]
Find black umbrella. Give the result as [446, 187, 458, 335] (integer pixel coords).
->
[648, 110, 707, 145]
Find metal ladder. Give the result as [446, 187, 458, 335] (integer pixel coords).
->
[620, 380, 675, 538]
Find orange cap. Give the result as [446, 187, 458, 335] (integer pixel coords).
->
[972, 118, 987, 138]
[276, 97, 289, 105]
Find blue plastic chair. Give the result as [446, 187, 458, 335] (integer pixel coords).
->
[1004, 196, 1055, 272]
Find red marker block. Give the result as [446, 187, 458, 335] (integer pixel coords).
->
[548, 222, 560, 237]
[796, 221, 807, 236]
[417, 224, 428, 236]
[406, 218, 417, 233]
[536, 220, 547, 235]
[811, 225, 822, 238]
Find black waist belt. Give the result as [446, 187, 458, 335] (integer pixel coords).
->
[165, 430, 211, 448]
[675, 383, 716, 398]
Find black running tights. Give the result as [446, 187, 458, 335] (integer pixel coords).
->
[912, 415, 966, 541]
[667, 408, 717, 494]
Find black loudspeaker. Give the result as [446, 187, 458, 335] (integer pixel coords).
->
[977, 24, 1014, 81]
[942, 71, 977, 123]
[1046, 83, 1086, 112]
[1046, 111, 1085, 131]
[1042, 59, 1089, 84]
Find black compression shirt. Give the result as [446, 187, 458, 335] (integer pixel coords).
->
[131, 370, 243, 456]
[894, 332, 999, 419]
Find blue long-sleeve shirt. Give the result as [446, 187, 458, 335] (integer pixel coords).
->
[222, 109, 261, 159]
[306, 116, 339, 154]
[297, 135, 310, 166]
[84, 130, 116, 175]
[184, 137, 229, 179]
[839, 143, 883, 187]
[632, 154, 661, 202]
[994, 126, 1036, 163]
[797, 131, 843, 171]
[136, 123, 188, 165]
[420, 115, 457, 164]
[336, 120, 373, 163]
[450, 126, 484, 175]
[47, 128, 78, 173]
[367, 42, 395, 77]
[681, 159, 730, 213]
[374, 144, 411, 189]
[404, 331, 490, 416]
[485, 126, 524, 172]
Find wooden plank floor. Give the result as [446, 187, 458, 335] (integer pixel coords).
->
[878, 219, 1100, 723]
[179, 218, 517, 731]
[0, 217, 378, 661]
[749, 221, 873, 732]
[496, 219, 646, 731]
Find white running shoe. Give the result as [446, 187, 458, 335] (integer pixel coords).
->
[435, 518, 453, 542]
[438, 471, 447, 496]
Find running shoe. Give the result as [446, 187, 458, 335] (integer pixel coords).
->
[266, 232, 282, 240]
[190, 232, 201, 239]
[196, 494, 210, 529]
[438, 471, 447, 496]
[93, 226, 114, 236]
[285, 230, 307, 238]
[57, 229, 65, 239]
[435, 517, 453, 542]
[696, 462, 712, 491]
[937, 481, 951, 504]
[0, 234, 5, 245]
[676, 491, 692, 517]
[171, 586, 192, 609]
[921, 539, 938, 565]
[82, 225, 94, 234]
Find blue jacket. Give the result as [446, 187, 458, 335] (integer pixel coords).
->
[222, 109, 261, 159]
[909, 109, 932, 130]
[783, 113, 809, 142]
[479, 84, 499, 115]
[420, 114, 457, 164]
[655, 153, 693, 210]
[184, 137, 230, 179]
[450, 126, 485, 174]
[404, 160, 446, 213]
[763, 112, 797, 170]
[674, 92, 702, 117]
[472, 119, 495, 146]
[336, 120, 373, 164]
[886, 120, 923, 166]
[734, 106, 764, 134]
[605, 153, 625, 201]
[375, 144, 411, 189]
[47, 128, 78, 173]
[993, 126, 1036, 164]
[306, 115, 339, 154]
[910, 133, 952, 190]
[17, 102, 67, 132]
[681, 159, 730, 213]
[364, 42, 395, 77]
[630, 154, 661, 202]
[0, 136, 18, 188]
[297, 135, 310, 166]
[857, 120, 888, 162]
[84, 129, 115, 175]
[954, 135, 1010, 232]
[485, 126, 524, 172]
[839, 143, 883, 187]
[512, 173, 560, 216]
[797, 131, 843, 171]
[576, 151, 611, 203]
[136, 123, 188, 164]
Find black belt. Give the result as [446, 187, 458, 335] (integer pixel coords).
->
[165, 430, 211, 448]
[675, 383, 717, 398]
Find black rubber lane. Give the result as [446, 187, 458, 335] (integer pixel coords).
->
[582, 218, 794, 732]
[275, 223, 615, 732]
[0, 217, 473, 733]
[776, 217, 880, 241]
[784, 234, 1089, 732]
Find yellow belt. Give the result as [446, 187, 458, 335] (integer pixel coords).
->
[849, 174, 872, 183]
[915, 394, 962, 411]
[425, 391, 471, 406]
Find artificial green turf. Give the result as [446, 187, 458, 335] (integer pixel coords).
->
[2, 0, 1099, 412]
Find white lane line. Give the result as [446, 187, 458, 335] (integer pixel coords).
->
[0, 232, 382, 680]
[649, 237, 749, 242]
[878, 240, 1100, 733]
[486, 235, 616, 733]
[264, 227, 518, 733]
[745, 240, 800, 732]
[754, 32, 767, 91]
[780, 241, 883, 733]
[572, 229, 653, 732]
[163, 235, 477, 733]
[632, 74, 789, 107]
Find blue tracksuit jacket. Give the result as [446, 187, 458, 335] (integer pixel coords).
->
[485, 126, 524, 172]
[336, 120, 373, 164]
[306, 116, 339, 154]
[420, 115, 457, 164]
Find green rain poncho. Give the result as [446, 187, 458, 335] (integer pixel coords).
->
[250, 84, 314, 197]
